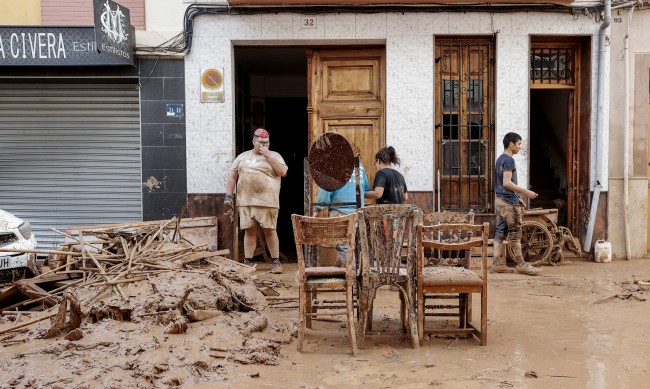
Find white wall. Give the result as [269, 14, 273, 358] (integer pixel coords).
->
[184, 11, 604, 197]
[135, 0, 185, 48]
[607, 8, 650, 258]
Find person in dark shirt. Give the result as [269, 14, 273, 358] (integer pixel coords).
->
[492, 132, 541, 276]
[365, 146, 408, 204]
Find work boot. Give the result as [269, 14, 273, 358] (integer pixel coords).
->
[510, 239, 542, 276]
[490, 242, 514, 273]
[243, 258, 253, 266]
[270, 259, 283, 274]
[515, 262, 541, 276]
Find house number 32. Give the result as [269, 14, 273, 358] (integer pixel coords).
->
[302, 17, 317, 29]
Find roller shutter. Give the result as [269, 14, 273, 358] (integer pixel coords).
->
[0, 79, 142, 249]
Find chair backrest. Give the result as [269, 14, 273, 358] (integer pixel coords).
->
[291, 213, 358, 276]
[417, 223, 489, 271]
[421, 211, 475, 267]
[358, 204, 421, 283]
[422, 210, 474, 225]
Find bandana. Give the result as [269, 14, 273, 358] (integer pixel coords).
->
[254, 128, 269, 138]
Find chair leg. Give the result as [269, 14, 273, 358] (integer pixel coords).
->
[401, 288, 419, 349]
[417, 291, 424, 346]
[467, 293, 473, 324]
[480, 290, 487, 346]
[298, 285, 307, 352]
[459, 294, 467, 329]
[306, 288, 313, 329]
[399, 290, 406, 333]
[357, 289, 369, 349]
[346, 282, 357, 355]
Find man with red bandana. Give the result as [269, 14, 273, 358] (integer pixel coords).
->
[225, 128, 288, 273]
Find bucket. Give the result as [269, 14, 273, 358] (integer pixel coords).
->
[594, 240, 612, 263]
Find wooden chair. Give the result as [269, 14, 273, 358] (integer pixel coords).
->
[291, 213, 358, 355]
[417, 222, 489, 345]
[421, 211, 475, 325]
[357, 204, 421, 349]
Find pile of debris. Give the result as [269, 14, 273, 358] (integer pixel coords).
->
[0, 217, 293, 386]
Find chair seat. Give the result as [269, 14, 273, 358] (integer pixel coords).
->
[422, 267, 483, 287]
[305, 266, 347, 277]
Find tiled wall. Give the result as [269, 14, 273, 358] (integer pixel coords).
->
[185, 11, 606, 194]
[139, 58, 187, 221]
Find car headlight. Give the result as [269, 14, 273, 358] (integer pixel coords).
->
[18, 221, 32, 240]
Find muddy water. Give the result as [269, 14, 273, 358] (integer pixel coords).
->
[1, 260, 649, 388]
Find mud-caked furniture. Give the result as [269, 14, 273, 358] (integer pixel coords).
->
[291, 213, 359, 355]
[357, 204, 421, 349]
[420, 211, 476, 335]
[417, 222, 489, 345]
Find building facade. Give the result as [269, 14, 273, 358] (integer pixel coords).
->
[0, 0, 188, 248]
[182, 1, 610, 258]
[608, 4, 650, 259]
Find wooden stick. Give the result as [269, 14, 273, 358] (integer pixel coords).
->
[140, 262, 206, 274]
[0, 312, 57, 335]
[87, 277, 145, 287]
[0, 248, 81, 256]
[266, 296, 298, 301]
[32, 257, 83, 280]
[205, 256, 253, 269]
[1, 311, 35, 315]
[81, 233, 125, 300]
[48, 227, 114, 256]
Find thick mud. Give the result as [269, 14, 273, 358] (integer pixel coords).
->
[0, 259, 649, 388]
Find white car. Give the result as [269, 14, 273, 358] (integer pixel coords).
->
[0, 209, 38, 283]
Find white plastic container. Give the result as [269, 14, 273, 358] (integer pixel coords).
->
[594, 240, 612, 263]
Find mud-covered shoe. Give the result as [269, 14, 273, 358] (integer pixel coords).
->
[270, 259, 284, 274]
[243, 258, 252, 266]
[490, 264, 515, 273]
[515, 263, 541, 276]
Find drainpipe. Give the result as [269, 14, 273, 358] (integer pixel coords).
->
[584, 0, 611, 253]
[623, 6, 635, 260]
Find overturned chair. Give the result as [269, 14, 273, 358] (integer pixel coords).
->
[417, 222, 489, 345]
[291, 213, 359, 355]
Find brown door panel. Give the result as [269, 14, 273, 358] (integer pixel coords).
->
[308, 48, 386, 209]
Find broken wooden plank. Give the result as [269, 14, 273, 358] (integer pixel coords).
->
[14, 281, 59, 307]
[0, 312, 58, 335]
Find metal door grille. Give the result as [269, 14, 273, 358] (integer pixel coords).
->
[530, 47, 576, 85]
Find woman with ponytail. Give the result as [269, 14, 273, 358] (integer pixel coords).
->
[365, 146, 408, 204]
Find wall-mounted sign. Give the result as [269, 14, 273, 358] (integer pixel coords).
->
[166, 104, 184, 117]
[0, 27, 130, 66]
[201, 68, 225, 103]
[93, 0, 134, 66]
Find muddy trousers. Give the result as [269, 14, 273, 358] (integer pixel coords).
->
[493, 197, 525, 266]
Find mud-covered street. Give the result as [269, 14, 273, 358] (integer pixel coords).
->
[0, 258, 648, 388]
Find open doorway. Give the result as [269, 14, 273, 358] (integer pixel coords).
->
[529, 89, 569, 227]
[234, 47, 308, 260]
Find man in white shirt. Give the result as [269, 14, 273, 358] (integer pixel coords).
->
[225, 128, 288, 273]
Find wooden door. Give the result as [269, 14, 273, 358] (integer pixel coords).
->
[567, 90, 578, 230]
[307, 48, 385, 199]
[435, 38, 495, 212]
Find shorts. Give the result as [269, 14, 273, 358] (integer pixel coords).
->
[238, 206, 279, 230]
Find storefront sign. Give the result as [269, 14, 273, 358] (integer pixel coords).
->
[0, 27, 130, 66]
[201, 68, 225, 103]
[93, 0, 134, 66]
